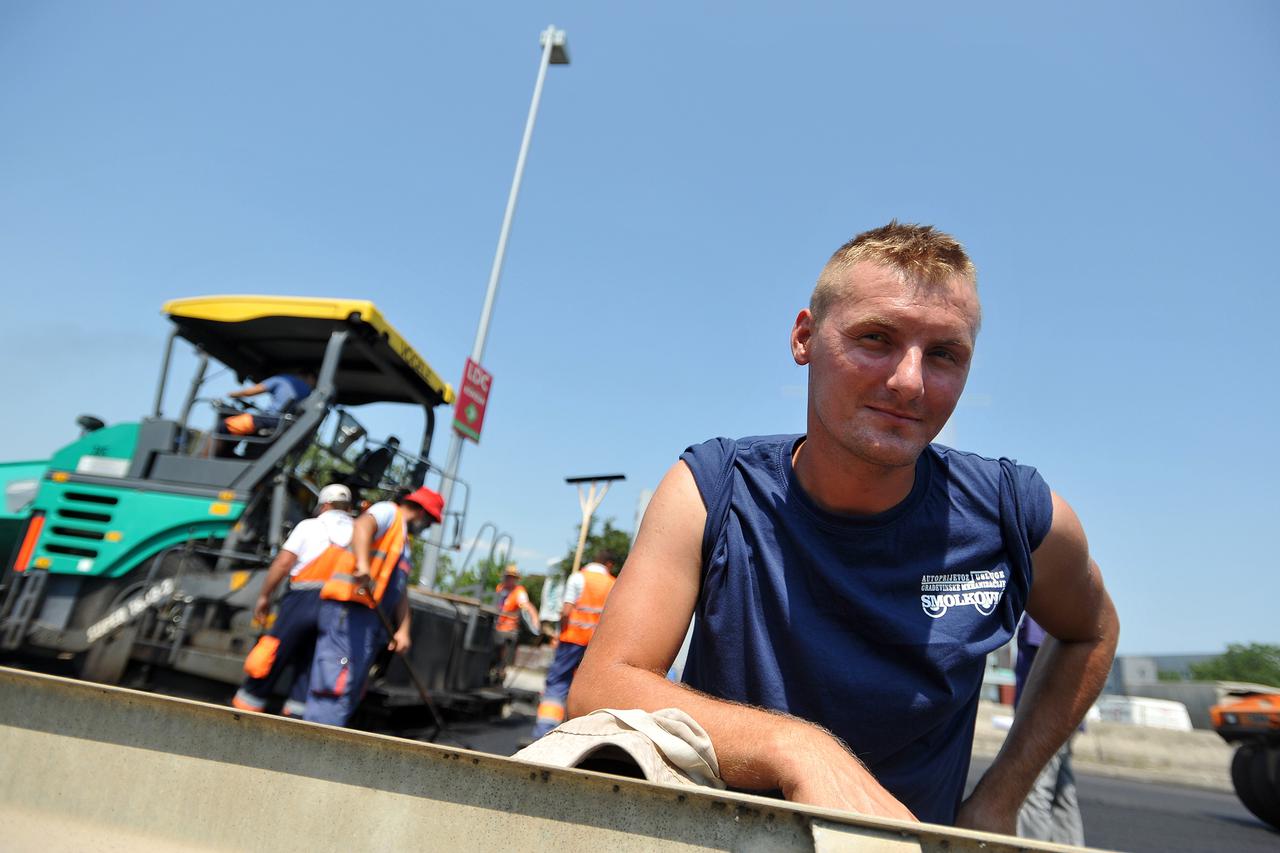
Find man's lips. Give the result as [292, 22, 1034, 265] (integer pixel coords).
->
[866, 405, 922, 422]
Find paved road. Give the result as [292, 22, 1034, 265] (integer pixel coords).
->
[966, 756, 1277, 852]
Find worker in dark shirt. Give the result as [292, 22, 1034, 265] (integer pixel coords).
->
[213, 370, 315, 458]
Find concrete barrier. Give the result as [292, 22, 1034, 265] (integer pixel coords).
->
[0, 667, 1093, 853]
[971, 700, 1232, 791]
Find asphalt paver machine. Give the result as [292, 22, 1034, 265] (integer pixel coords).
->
[0, 296, 510, 721]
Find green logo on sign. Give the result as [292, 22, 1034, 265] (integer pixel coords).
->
[464, 403, 478, 423]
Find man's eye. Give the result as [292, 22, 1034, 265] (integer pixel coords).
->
[860, 333, 888, 343]
[930, 349, 958, 362]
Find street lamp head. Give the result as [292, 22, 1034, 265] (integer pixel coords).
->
[540, 26, 570, 65]
[565, 474, 625, 484]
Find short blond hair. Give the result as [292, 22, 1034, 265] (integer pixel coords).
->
[810, 221, 978, 322]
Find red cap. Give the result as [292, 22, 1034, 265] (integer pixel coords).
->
[403, 486, 444, 523]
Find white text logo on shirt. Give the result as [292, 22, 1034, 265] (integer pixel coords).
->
[919, 569, 1007, 618]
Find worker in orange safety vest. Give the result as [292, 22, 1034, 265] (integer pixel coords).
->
[495, 564, 541, 635]
[303, 486, 443, 726]
[531, 550, 618, 739]
[232, 483, 353, 716]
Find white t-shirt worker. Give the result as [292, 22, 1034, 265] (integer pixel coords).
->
[282, 509, 354, 578]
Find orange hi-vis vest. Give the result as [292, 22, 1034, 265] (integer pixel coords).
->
[495, 583, 529, 633]
[288, 520, 352, 590]
[318, 506, 407, 609]
[559, 569, 615, 646]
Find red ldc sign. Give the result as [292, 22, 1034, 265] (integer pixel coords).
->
[452, 358, 493, 443]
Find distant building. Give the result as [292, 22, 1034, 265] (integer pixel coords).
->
[1104, 655, 1160, 694]
[1147, 653, 1219, 680]
[1104, 653, 1218, 694]
[988, 642, 1252, 729]
[1103, 652, 1264, 729]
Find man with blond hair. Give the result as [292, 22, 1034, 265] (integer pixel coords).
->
[570, 221, 1119, 831]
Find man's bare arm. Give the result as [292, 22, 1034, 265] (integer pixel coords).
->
[958, 492, 1119, 833]
[229, 383, 268, 399]
[388, 589, 412, 653]
[350, 513, 378, 583]
[569, 461, 916, 820]
[253, 549, 298, 623]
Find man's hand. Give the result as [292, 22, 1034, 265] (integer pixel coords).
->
[777, 724, 918, 822]
[954, 791, 1017, 835]
[253, 593, 271, 625]
[351, 559, 373, 591]
[388, 627, 411, 654]
[965, 493, 1118, 836]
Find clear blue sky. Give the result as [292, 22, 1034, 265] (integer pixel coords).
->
[2, 2, 1276, 655]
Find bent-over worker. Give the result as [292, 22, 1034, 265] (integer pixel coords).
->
[304, 486, 443, 726]
[232, 483, 353, 716]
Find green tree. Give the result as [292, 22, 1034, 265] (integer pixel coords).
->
[435, 554, 513, 600]
[1188, 643, 1280, 687]
[296, 443, 351, 490]
[555, 517, 632, 579]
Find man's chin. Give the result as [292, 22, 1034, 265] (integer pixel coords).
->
[843, 431, 930, 469]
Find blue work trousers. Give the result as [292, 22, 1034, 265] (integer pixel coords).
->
[532, 640, 587, 739]
[234, 587, 319, 717]
[304, 570, 408, 726]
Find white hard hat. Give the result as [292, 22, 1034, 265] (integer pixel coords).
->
[318, 484, 352, 505]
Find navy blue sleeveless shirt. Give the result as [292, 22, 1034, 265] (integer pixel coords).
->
[680, 435, 1053, 825]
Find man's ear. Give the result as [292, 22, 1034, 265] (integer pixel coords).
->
[791, 309, 815, 366]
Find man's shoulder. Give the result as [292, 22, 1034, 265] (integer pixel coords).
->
[363, 501, 400, 530]
[283, 517, 327, 552]
[679, 434, 797, 508]
[684, 433, 798, 457]
[290, 517, 324, 536]
[929, 443, 1041, 482]
[929, 445, 1054, 542]
[319, 510, 354, 535]
[681, 434, 797, 476]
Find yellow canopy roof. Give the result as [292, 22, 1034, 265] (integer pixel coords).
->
[162, 295, 455, 407]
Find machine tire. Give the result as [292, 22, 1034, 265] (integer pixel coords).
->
[1231, 744, 1280, 830]
[1246, 745, 1280, 830]
[75, 551, 210, 684]
[75, 584, 138, 684]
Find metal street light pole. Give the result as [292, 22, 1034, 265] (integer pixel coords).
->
[420, 25, 570, 588]
[565, 473, 625, 577]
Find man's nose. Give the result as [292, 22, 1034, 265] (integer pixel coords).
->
[885, 347, 925, 400]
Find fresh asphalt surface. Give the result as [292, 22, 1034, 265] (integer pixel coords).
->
[444, 711, 1280, 853]
[965, 756, 1278, 853]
